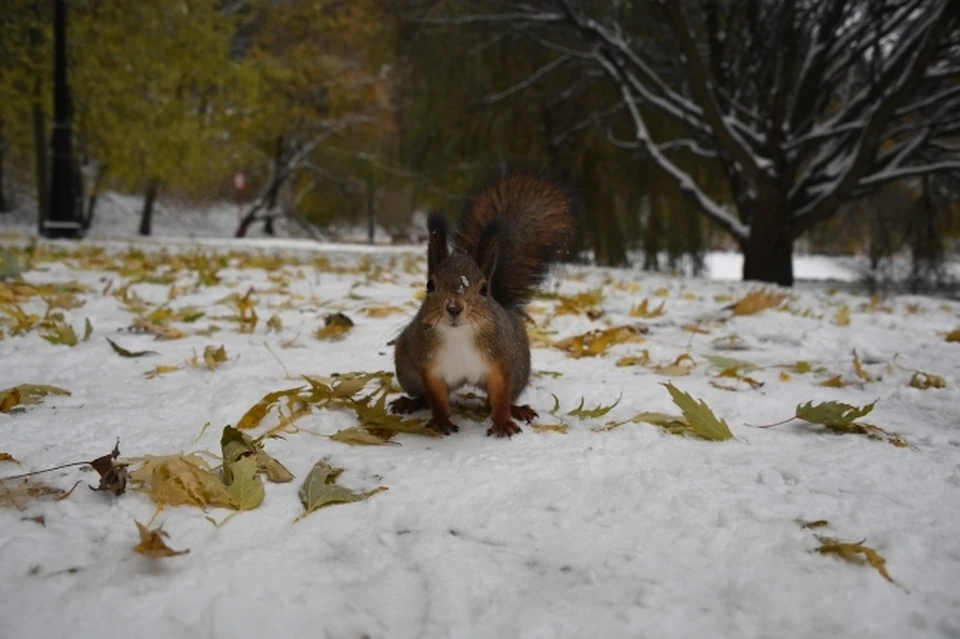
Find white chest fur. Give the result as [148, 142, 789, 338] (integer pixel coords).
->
[433, 323, 487, 389]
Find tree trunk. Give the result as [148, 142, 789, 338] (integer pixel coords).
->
[139, 180, 159, 236]
[262, 216, 275, 236]
[32, 101, 50, 232]
[84, 164, 106, 230]
[237, 135, 285, 238]
[0, 119, 8, 213]
[741, 196, 794, 286]
[366, 178, 375, 244]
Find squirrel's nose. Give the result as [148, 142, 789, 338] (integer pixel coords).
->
[446, 301, 463, 317]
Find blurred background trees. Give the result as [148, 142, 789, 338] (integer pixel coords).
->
[1, 0, 958, 288]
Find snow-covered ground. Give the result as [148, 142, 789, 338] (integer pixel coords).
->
[1, 235, 960, 639]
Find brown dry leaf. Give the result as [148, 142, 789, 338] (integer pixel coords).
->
[330, 427, 397, 446]
[945, 328, 960, 342]
[779, 371, 791, 382]
[835, 305, 851, 326]
[616, 349, 651, 367]
[820, 375, 846, 388]
[909, 371, 945, 390]
[851, 350, 877, 382]
[732, 290, 785, 315]
[89, 439, 127, 496]
[630, 298, 666, 319]
[0, 452, 18, 464]
[134, 521, 190, 558]
[0, 387, 20, 413]
[554, 325, 646, 358]
[131, 319, 188, 340]
[652, 353, 696, 377]
[816, 537, 896, 585]
[0, 478, 69, 510]
[316, 313, 354, 340]
[364, 306, 407, 318]
[236, 387, 304, 430]
[531, 423, 569, 434]
[144, 364, 182, 379]
[202, 345, 228, 371]
[715, 368, 764, 389]
[129, 454, 233, 509]
[266, 314, 283, 332]
[681, 323, 711, 334]
[553, 289, 604, 316]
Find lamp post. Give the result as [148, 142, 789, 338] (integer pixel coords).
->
[43, 0, 84, 239]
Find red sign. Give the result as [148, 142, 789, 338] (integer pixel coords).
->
[233, 171, 246, 191]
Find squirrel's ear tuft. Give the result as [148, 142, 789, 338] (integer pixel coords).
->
[475, 218, 502, 285]
[427, 211, 449, 277]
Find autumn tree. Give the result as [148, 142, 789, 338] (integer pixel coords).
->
[420, 0, 960, 284]
[232, 0, 397, 237]
[69, 0, 248, 234]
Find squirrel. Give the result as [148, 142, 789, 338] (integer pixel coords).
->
[389, 168, 577, 438]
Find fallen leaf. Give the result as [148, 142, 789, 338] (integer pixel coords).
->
[731, 290, 785, 315]
[851, 350, 877, 382]
[0, 452, 18, 464]
[41, 323, 78, 346]
[816, 537, 896, 585]
[223, 456, 265, 511]
[835, 305, 851, 326]
[134, 521, 189, 558]
[315, 313, 354, 340]
[105, 337, 158, 358]
[909, 371, 945, 390]
[820, 375, 846, 388]
[296, 460, 386, 521]
[202, 345, 228, 371]
[946, 328, 960, 342]
[330, 427, 397, 446]
[144, 364, 182, 379]
[567, 395, 622, 419]
[662, 382, 733, 441]
[0, 388, 20, 413]
[630, 298, 666, 319]
[616, 350, 651, 367]
[796, 400, 875, 427]
[531, 424, 568, 434]
[553, 325, 646, 358]
[89, 439, 127, 496]
[235, 387, 304, 430]
[702, 355, 761, 372]
[0, 478, 68, 510]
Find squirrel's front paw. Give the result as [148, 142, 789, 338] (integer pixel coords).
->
[426, 417, 460, 435]
[487, 419, 522, 438]
[510, 404, 538, 423]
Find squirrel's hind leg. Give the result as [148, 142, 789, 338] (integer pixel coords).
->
[389, 395, 428, 414]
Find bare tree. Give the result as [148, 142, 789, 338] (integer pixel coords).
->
[427, 0, 960, 284]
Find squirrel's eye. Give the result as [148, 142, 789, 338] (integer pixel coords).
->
[426, 278, 435, 293]
[479, 282, 488, 296]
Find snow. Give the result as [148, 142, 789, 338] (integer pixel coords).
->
[1, 234, 959, 639]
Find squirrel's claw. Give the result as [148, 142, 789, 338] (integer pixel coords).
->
[510, 404, 538, 423]
[389, 395, 427, 414]
[487, 420, 522, 438]
[426, 417, 460, 435]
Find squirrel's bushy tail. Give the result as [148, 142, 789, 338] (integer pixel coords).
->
[454, 168, 577, 310]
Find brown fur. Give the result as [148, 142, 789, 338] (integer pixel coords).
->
[391, 168, 577, 438]
[453, 169, 577, 310]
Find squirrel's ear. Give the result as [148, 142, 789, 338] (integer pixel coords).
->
[426, 211, 449, 277]
[475, 219, 501, 284]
